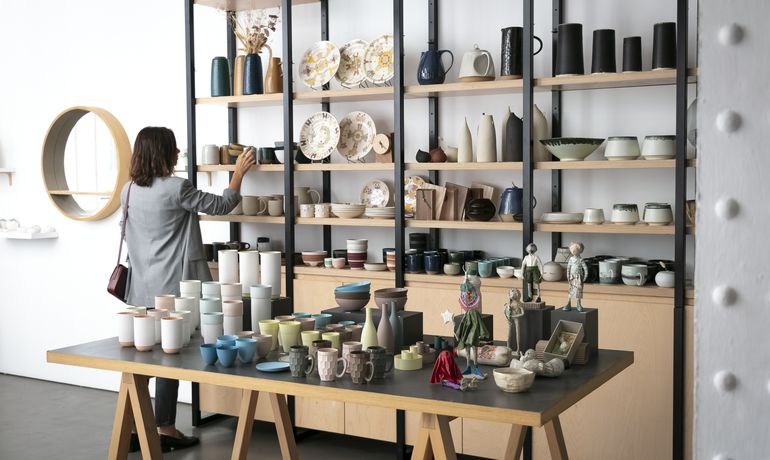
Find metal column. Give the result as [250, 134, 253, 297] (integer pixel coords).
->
[393, 0, 406, 289]
[227, 13, 240, 242]
[282, 0, 295, 305]
[522, 0, 535, 296]
[427, 0, 440, 250]
[184, 0, 197, 187]
[550, 0, 563, 260]
[320, 0, 332, 254]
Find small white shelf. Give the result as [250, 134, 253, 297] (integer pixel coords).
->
[0, 231, 59, 240]
[0, 168, 15, 186]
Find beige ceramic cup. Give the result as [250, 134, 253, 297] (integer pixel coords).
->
[268, 199, 284, 217]
[317, 348, 347, 382]
[301, 330, 321, 347]
[299, 204, 315, 218]
[322, 332, 341, 352]
[314, 203, 331, 218]
[155, 295, 176, 311]
[161, 316, 184, 354]
[342, 341, 363, 373]
[243, 196, 267, 216]
[296, 317, 316, 332]
[253, 333, 273, 359]
[117, 311, 138, 347]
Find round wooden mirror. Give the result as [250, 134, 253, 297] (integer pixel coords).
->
[42, 106, 131, 221]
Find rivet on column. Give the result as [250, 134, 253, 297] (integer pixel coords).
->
[712, 285, 738, 307]
[713, 455, 734, 460]
[718, 24, 744, 46]
[716, 110, 742, 133]
[713, 370, 737, 393]
[715, 197, 739, 220]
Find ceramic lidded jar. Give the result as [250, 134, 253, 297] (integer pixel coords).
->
[476, 114, 497, 162]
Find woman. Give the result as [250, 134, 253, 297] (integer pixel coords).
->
[121, 127, 254, 452]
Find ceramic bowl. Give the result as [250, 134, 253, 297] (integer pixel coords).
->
[611, 204, 640, 225]
[335, 296, 370, 312]
[216, 345, 238, 367]
[363, 263, 388, 271]
[493, 368, 536, 393]
[542, 261, 564, 281]
[444, 262, 462, 276]
[496, 266, 516, 278]
[655, 270, 675, 287]
[301, 250, 327, 267]
[540, 212, 584, 224]
[373, 288, 408, 298]
[334, 291, 371, 300]
[332, 204, 366, 218]
[335, 281, 370, 293]
[331, 257, 346, 269]
[583, 208, 605, 225]
[641, 135, 676, 159]
[540, 138, 605, 161]
[374, 295, 407, 311]
[642, 203, 673, 226]
[604, 136, 640, 160]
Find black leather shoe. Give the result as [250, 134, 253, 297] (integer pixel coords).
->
[129, 433, 140, 453]
[160, 433, 200, 453]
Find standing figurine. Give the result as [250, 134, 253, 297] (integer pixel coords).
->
[503, 288, 525, 358]
[455, 270, 490, 379]
[521, 243, 544, 302]
[563, 242, 588, 312]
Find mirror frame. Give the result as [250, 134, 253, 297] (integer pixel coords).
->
[41, 106, 131, 221]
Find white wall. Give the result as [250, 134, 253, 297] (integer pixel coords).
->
[0, 0, 696, 405]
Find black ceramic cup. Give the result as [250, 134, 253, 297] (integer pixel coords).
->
[500, 27, 543, 79]
[555, 23, 585, 76]
[652, 22, 676, 69]
[591, 29, 617, 73]
[622, 36, 643, 72]
[258, 147, 278, 164]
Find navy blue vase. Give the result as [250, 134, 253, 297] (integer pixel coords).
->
[243, 54, 264, 95]
[417, 49, 454, 85]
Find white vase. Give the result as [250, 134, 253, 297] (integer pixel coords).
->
[458, 118, 473, 163]
[476, 114, 497, 162]
[501, 107, 511, 156]
[533, 104, 550, 162]
[238, 250, 260, 294]
[161, 316, 184, 353]
[218, 249, 239, 283]
[260, 251, 282, 298]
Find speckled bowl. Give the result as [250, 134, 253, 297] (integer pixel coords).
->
[540, 138, 605, 161]
[493, 367, 536, 393]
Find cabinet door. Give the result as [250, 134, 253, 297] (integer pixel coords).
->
[345, 404, 396, 442]
[462, 418, 514, 459]
[199, 384, 279, 422]
[295, 397, 345, 433]
[406, 411, 462, 452]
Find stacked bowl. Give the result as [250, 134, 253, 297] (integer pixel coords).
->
[346, 239, 368, 270]
[364, 207, 395, 219]
[335, 282, 371, 311]
[331, 203, 366, 219]
[301, 250, 327, 266]
[373, 288, 408, 311]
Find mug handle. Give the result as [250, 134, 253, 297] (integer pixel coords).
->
[309, 189, 321, 204]
[440, 50, 455, 73]
[364, 361, 375, 383]
[242, 242, 251, 250]
[481, 53, 491, 76]
[636, 273, 644, 286]
[532, 196, 538, 208]
[335, 357, 347, 378]
[258, 201, 267, 215]
[305, 355, 315, 375]
[642, 207, 647, 222]
[533, 36, 544, 55]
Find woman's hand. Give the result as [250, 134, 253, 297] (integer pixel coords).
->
[234, 147, 256, 177]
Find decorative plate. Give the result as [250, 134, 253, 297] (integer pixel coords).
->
[256, 361, 291, 373]
[404, 176, 426, 216]
[335, 39, 368, 87]
[360, 179, 390, 207]
[337, 111, 376, 161]
[299, 112, 340, 161]
[299, 41, 341, 89]
[364, 34, 394, 84]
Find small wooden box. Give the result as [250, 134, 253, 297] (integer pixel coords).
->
[543, 320, 584, 365]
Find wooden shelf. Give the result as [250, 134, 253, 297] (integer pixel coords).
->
[535, 222, 675, 235]
[0, 168, 14, 186]
[294, 265, 395, 281]
[295, 163, 394, 172]
[199, 215, 285, 224]
[295, 87, 393, 104]
[0, 231, 58, 240]
[536, 68, 698, 91]
[406, 220, 522, 231]
[194, 0, 316, 11]
[405, 162, 522, 171]
[295, 217, 394, 227]
[535, 159, 696, 170]
[196, 93, 283, 108]
[405, 79, 523, 98]
[48, 190, 112, 196]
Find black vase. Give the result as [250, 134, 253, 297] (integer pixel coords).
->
[501, 27, 543, 79]
[211, 56, 231, 97]
[502, 111, 523, 162]
[622, 36, 643, 72]
[652, 22, 677, 70]
[243, 53, 264, 95]
[466, 198, 496, 222]
[555, 23, 584, 76]
[591, 29, 617, 74]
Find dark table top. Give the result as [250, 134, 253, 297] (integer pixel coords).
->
[48, 337, 632, 426]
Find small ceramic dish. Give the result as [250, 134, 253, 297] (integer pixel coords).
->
[256, 362, 291, 373]
[540, 212, 584, 224]
[363, 263, 388, 271]
[493, 367, 536, 393]
[540, 138, 605, 161]
[496, 266, 516, 278]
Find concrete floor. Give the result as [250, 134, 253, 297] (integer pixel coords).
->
[0, 374, 397, 460]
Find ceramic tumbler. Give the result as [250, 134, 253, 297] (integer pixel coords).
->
[200, 144, 220, 165]
[201, 323, 224, 345]
[289, 345, 314, 377]
[342, 342, 363, 373]
[556, 23, 585, 75]
[219, 283, 242, 302]
[299, 204, 315, 218]
[180, 280, 201, 297]
[314, 203, 331, 218]
[478, 260, 494, 278]
[406, 253, 424, 273]
[260, 251, 282, 298]
[126, 306, 147, 316]
[279, 321, 301, 353]
[133, 316, 156, 352]
[259, 320, 280, 351]
[591, 29, 617, 73]
[117, 311, 137, 347]
[346, 325, 363, 342]
[321, 332, 341, 351]
[211, 56, 231, 97]
[147, 309, 169, 344]
[367, 346, 393, 380]
[424, 253, 441, 275]
[170, 310, 192, 345]
[623, 36, 643, 72]
[223, 316, 242, 337]
[317, 348, 347, 382]
[253, 334, 272, 359]
[312, 313, 332, 329]
[155, 295, 176, 311]
[201, 281, 221, 298]
[348, 350, 374, 384]
[238, 250, 261, 295]
[652, 22, 676, 70]
[161, 316, 184, 353]
[218, 249, 239, 284]
[235, 337, 257, 363]
[268, 200, 283, 216]
[216, 345, 238, 368]
[301, 330, 321, 347]
[175, 296, 196, 316]
[296, 317, 316, 332]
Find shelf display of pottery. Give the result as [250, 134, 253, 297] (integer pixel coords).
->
[299, 35, 393, 89]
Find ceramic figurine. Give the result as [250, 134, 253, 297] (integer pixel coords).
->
[521, 243, 544, 302]
[563, 242, 589, 312]
[503, 288, 525, 358]
[509, 349, 564, 377]
[454, 270, 490, 379]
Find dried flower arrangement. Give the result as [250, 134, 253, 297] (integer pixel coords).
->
[228, 9, 280, 55]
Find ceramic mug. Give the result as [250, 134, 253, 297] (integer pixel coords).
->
[268, 199, 284, 217]
[299, 204, 315, 218]
[342, 341, 363, 374]
[348, 350, 375, 384]
[317, 348, 347, 382]
[117, 311, 138, 347]
[622, 264, 649, 286]
[583, 208, 605, 224]
[315, 203, 331, 218]
[367, 346, 393, 380]
[477, 260, 494, 278]
[242, 196, 267, 216]
[599, 259, 621, 284]
[289, 345, 315, 377]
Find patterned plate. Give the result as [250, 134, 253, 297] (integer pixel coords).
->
[335, 39, 368, 87]
[299, 112, 340, 161]
[360, 180, 390, 207]
[337, 111, 376, 161]
[364, 34, 394, 85]
[299, 41, 341, 89]
[404, 176, 427, 216]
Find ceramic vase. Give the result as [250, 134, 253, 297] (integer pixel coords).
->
[501, 107, 511, 157]
[377, 303, 394, 354]
[264, 57, 283, 94]
[243, 53, 263, 95]
[361, 307, 379, 349]
[533, 104, 550, 162]
[233, 55, 245, 96]
[160, 316, 183, 354]
[260, 251, 282, 299]
[210, 56, 230, 97]
[238, 250, 260, 295]
[476, 114, 497, 162]
[388, 301, 402, 353]
[218, 249, 239, 284]
[458, 118, 473, 163]
[502, 110, 523, 162]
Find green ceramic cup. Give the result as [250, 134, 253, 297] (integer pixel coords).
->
[478, 260, 494, 278]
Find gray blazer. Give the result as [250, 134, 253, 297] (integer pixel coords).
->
[120, 177, 241, 306]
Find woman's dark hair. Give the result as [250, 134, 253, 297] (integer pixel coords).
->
[130, 127, 178, 186]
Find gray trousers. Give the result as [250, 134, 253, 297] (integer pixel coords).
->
[154, 378, 178, 427]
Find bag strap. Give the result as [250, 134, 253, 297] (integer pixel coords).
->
[117, 182, 133, 265]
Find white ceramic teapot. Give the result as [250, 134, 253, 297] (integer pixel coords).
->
[459, 44, 495, 82]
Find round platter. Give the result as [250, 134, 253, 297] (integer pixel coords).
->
[335, 39, 368, 87]
[364, 34, 394, 85]
[256, 361, 290, 373]
[360, 179, 390, 207]
[299, 112, 340, 161]
[337, 111, 376, 161]
[404, 176, 426, 216]
[299, 41, 341, 89]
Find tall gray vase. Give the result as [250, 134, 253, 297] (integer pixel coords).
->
[377, 303, 394, 354]
[388, 301, 403, 353]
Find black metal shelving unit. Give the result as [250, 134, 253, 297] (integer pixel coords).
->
[184, 0, 694, 457]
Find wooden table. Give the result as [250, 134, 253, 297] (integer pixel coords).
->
[47, 338, 633, 460]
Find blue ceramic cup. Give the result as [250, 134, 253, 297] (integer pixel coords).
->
[311, 313, 333, 329]
[339, 320, 356, 327]
[200, 344, 218, 365]
[292, 312, 312, 318]
[217, 335, 238, 347]
[406, 253, 424, 273]
[424, 253, 441, 275]
[216, 345, 238, 367]
[478, 260, 494, 278]
[235, 338, 257, 363]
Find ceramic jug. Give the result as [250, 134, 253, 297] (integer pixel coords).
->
[502, 110, 523, 162]
[533, 104, 550, 162]
[265, 56, 283, 94]
[294, 187, 321, 205]
[458, 118, 473, 162]
[476, 114, 497, 162]
[458, 44, 495, 81]
[417, 49, 454, 85]
[361, 307, 378, 349]
[498, 183, 536, 221]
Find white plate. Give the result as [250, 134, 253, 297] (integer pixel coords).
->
[335, 39, 368, 87]
[360, 180, 390, 207]
[364, 34, 394, 84]
[337, 111, 376, 161]
[299, 41, 340, 88]
[299, 112, 340, 161]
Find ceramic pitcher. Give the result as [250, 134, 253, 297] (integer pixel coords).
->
[294, 187, 321, 205]
[417, 48, 454, 85]
[458, 44, 495, 80]
[476, 114, 497, 162]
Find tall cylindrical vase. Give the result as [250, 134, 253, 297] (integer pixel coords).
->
[250, 284, 273, 332]
[388, 301, 403, 353]
[458, 117, 473, 163]
[377, 303, 394, 354]
[238, 250, 260, 294]
[233, 55, 245, 96]
[211, 56, 231, 97]
[218, 249, 239, 283]
[361, 307, 379, 349]
[260, 251, 281, 298]
[476, 114, 497, 162]
[243, 53, 264, 95]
